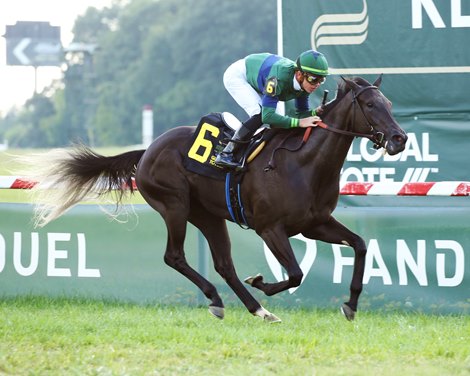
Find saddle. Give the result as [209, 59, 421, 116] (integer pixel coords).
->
[183, 112, 271, 181]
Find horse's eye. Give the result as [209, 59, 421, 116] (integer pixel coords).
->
[367, 103, 373, 108]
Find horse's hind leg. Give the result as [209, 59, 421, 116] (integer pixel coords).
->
[141, 189, 225, 318]
[163, 212, 227, 317]
[190, 209, 281, 322]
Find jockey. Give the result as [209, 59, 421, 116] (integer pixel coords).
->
[215, 49, 329, 169]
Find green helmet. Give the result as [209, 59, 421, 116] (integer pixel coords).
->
[296, 50, 329, 76]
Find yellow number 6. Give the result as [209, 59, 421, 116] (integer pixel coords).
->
[266, 81, 275, 94]
[188, 123, 220, 163]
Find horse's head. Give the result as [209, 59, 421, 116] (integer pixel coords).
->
[340, 75, 407, 155]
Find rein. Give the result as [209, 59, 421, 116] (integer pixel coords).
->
[315, 119, 382, 146]
[264, 84, 386, 171]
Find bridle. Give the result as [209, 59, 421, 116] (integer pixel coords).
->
[265, 83, 388, 171]
[315, 85, 386, 150]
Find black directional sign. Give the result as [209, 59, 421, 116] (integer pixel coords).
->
[3, 21, 62, 67]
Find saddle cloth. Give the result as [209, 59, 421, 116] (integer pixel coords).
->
[183, 112, 266, 180]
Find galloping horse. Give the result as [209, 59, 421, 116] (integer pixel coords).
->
[26, 76, 407, 322]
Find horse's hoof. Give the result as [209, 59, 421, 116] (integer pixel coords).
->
[254, 306, 282, 324]
[340, 303, 356, 321]
[244, 273, 263, 286]
[208, 305, 225, 320]
[264, 312, 282, 323]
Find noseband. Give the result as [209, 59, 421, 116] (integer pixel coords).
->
[317, 85, 386, 149]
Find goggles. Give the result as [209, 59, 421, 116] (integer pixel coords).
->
[304, 73, 325, 85]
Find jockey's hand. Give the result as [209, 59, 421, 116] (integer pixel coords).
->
[299, 116, 322, 128]
[315, 105, 324, 116]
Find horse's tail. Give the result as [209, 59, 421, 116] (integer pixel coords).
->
[19, 145, 146, 228]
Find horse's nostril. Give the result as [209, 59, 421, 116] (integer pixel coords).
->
[392, 134, 407, 145]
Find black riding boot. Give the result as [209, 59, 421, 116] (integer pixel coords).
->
[215, 114, 262, 169]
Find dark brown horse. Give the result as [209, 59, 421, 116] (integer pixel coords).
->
[26, 76, 407, 322]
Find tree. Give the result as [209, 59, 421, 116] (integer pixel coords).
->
[1, 0, 277, 147]
[92, 0, 277, 143]
[8, 95, 56, 147]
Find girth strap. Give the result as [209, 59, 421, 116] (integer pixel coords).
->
[225, 172, 250, 229]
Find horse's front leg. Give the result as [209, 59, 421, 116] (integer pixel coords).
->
[302, 216, 367, 321]
[246, 225, 304, 296]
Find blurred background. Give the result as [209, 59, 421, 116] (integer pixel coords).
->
[0, 0, 276, 148]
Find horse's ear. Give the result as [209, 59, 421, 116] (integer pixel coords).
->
[341, 76, 361, 91]
[373, 74, 383, 87]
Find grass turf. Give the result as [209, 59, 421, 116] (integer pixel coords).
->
[0, 296, 469, 375]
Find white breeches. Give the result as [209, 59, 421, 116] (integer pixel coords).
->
[223, 59, 262, 117]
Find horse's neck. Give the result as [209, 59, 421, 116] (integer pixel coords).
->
[286, 98, 354, 190]
[312, 98, 355, 163]
[324, 92, 354, 136]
